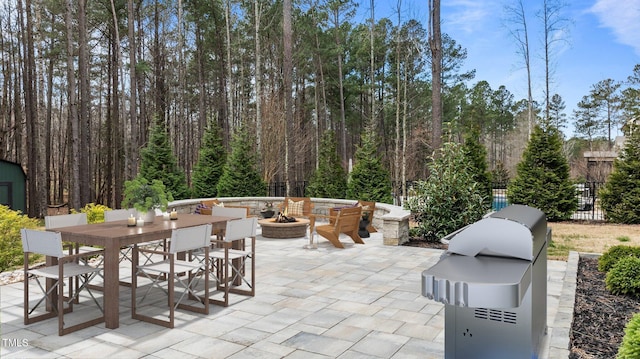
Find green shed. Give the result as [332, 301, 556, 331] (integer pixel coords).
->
[0, 159, 27, 213]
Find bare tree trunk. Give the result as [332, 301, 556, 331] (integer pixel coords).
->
[34, 3, 48, 209]
[331, 8, 347, 166]
[255, 0, 262, 156]
[370, 0, 375, 130]
[225, 0, 233, 129]
[283, 0, 294, 195]
[45, 13, 55, 204]
[402, 57, 408, 203]
[506, 0, 533, 137]
[110, 0, 123, 207]
[428, 0, 442, 153]
[79, 0, 91, 205]
[128, 0, 138, 178]
[394, 0, 401, 202]
[65, 0, 80, 211]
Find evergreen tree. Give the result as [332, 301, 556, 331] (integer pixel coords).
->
[306, 130, 347, 198]
[599, 125, 640, 223]
[191, 120, 226, 198]
[405, 141, 487, 242]
[507, 125, 577, 221]
[492, 161, 510, 186]
[140, 117, 190, 199]
[462, 128, 493, 209]
[216, 126, 267, 197]
[346, 130, 393, 203]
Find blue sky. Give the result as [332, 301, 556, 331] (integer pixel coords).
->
[355, 0, 640, 136]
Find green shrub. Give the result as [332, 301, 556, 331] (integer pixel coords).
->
[507, 125, 577, 221]
[216, 125, 267, 197]
[346, 129, 393, 204]
[72, 203, 111, 223]
[404, 141, 488, 242]
[605, 257, 640, 297]
[0, 205, 40, 272]
[598, 245, 640, 272]
[599, 123, 640, 224]
[618, 312, 640, 358]
[306, 130, 347, 199]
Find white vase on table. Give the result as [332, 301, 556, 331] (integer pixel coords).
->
[139, 210, 156, 223]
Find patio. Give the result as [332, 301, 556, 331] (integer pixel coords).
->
[0, 229, 577, 358]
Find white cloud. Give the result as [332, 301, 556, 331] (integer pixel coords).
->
[442, 0, 499, 34]
[590, 0, 640, 55]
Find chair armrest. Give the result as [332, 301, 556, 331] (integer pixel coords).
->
[136, 248, 169, 256]
[57, 249, 105, 264]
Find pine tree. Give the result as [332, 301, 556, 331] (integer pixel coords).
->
[462, 128, 493, 209]
[191, 120, 226, 198]
[306, 130, 347, 198]
[216, 126, 267, 197]
[507, 125, 577, 221]
[346, 130, 393, 203]
[599, 125, 640, 223]
[404, 141, 487, 242]
[140, 117, 190, 199]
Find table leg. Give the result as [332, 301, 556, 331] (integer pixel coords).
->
[103, 241, 120, 329]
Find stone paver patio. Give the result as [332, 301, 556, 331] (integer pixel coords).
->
[0, 229, 577, 358]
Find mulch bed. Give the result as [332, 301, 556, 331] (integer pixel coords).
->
[402, 240, 640, 358]
[570, 257, 640, 358]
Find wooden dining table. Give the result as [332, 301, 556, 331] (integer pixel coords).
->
[49, 214, 234, 329]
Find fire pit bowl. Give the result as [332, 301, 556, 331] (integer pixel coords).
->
[258, 218, 310, 239]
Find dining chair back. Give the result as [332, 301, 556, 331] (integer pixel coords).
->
[169, 224, 213, 253]
[104, 208, 137, 222]
[21, 229, 105, 336]
[211, 206, 248, 219]
[21, 229, 65, 258]
[224, 216, 258, 242]
[45, 213, 87, 229]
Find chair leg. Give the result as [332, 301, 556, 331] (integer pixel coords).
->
[317, 230, 344, 248]
[347, 230, 365, 244]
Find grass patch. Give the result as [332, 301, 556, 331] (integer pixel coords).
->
[548, 239, 578, 260]
[618, 236, 631, 242]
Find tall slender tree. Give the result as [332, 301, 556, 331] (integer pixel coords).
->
[505, 0, 534, 137]
[428, 0, 442, 152]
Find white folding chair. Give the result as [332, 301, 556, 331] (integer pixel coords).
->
[21, 229, 105, 336]
[131, 224, 211, 328]
[210, 206, 248, 219]
[45, 213, 103, 292]
[207, 217, 257, 307]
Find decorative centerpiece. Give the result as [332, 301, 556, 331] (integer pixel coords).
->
[275, 211, 297, 223]
[122, 176, 173, 223]
[260, 202, 275, 219]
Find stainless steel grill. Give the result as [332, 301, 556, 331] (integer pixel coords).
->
[422, 204, 550, 359]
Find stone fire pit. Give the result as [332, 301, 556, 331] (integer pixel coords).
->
[258, 218, 310, 239]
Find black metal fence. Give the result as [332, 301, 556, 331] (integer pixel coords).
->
[490, 182, 605, 221]
[267, 181, 308, 197]
[268, 180, 606, 222]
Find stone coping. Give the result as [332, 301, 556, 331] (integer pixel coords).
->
[169, 197, 411, 245]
